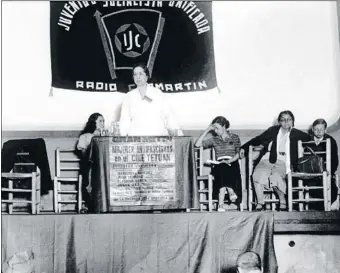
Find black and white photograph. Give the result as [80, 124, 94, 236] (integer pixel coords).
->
[1, 1, 340, 272]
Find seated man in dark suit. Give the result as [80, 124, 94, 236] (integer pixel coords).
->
[307, 118, 338, 210]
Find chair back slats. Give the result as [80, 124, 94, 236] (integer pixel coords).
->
[288, 139, 332, 211]
[56, 149, 61, 177]
[54, 148, 83, 213]
[1, 151, 40, 214]
[298, 139, 331, 174]
[195, 146, 215, 211]
[194, 145, 243, 212]
[56, 149, 81, 177]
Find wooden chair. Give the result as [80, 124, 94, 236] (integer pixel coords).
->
[1, 151, 41, 214]
[195, 147, 243, 212]
[195, 147, 217, 211]
[247, 145, 280, 211]
[1, 171, 41, 214]
[54, 148, 83, 213]
[287, 139, 331, 212]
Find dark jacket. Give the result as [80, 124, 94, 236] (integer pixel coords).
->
[307, 133, 338, 175]
[241, 125, 310, 167]
[1, 138, 52, 194]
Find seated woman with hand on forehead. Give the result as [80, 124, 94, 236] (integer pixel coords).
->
[119, 63, 183, 136]
[240, 110, 310, 211]
[195, 116, 242, 211]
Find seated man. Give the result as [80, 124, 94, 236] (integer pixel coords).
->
[236, 251, 262, 273]
[306, 118, 339, 210]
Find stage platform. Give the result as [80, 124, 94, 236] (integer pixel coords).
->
[2, 210, 340, 233]
[2, 211, 278, 273]
[2, 211, 340, 273]
[273, 211, 340, 233]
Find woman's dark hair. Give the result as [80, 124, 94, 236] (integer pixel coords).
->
[81, 112, 103, 134]
[211, 116, 230, 129]
[312, 118, 327, 128]
[277, 110, 295, 126]
[132, 63, 150, 80]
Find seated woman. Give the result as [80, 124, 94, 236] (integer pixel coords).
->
[240, 110, 309, 211]
[195, 116, 242, 211]
[77, 112, 105, 155]
[76, 112, 105, 212]
[119, 63, 183, 136]
[307, 118, 338, 210]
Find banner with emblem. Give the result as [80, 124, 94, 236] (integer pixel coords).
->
[50, 1, 216, 93]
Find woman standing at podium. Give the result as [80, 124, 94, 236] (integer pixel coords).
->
[119, 63, 183, 136]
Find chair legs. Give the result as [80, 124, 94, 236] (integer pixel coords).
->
[2, 173, 40, 214]
[53, 177, 58, 213]
[288, 172, 331, 212]
[78, 175, 82, 213]
[287, 173, 293, 212]
[8, 179, 13, 215]
[270, 191, 277, 211]
[31, 174, 36, 214]
[322, 172, 329, 211]
[248, 182, 253, 212]
[54, 175, 84, 214]
[298, 179, 304, 211]
[208, 175, 213, 212]
[36, 174, 41, 214]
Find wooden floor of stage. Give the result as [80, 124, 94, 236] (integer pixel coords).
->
[2, 210, 340, 233]
[273, 211, 340, 233]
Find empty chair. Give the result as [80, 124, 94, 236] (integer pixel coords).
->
[54, 148, 83, 213]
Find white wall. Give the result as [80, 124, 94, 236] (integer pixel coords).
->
[2, 1, 340, 130]
[274, 234, 340, 273]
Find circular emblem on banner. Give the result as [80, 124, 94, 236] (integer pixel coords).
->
[114, 23, 150, 58]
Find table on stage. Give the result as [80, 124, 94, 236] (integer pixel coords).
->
[88, 136, 199, 213]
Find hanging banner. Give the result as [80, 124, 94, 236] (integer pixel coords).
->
[50, 1, 216, 93]
[109, 136, 176, 206]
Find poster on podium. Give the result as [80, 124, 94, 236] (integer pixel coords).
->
[109, 136, 176, 206]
